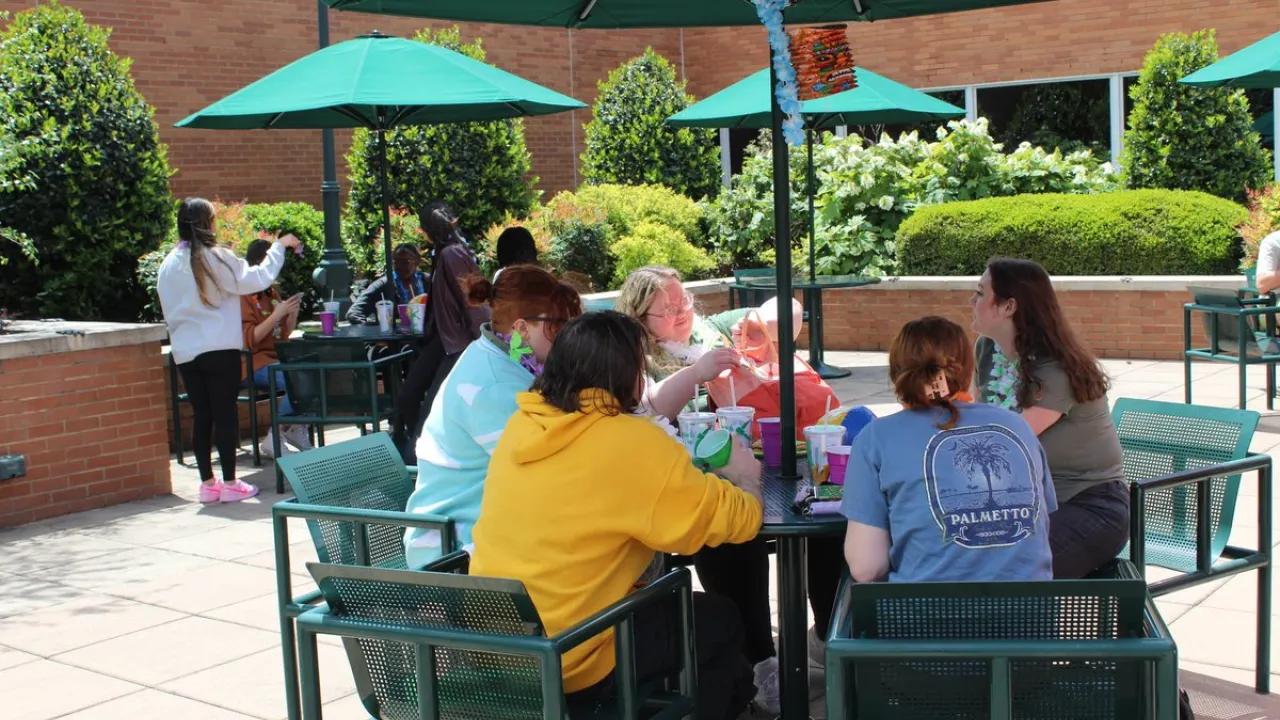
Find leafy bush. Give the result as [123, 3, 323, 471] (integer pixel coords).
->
[581, 48, 720, 201]
[897, 189, 1246, 276]
[1122, 30, 1271, 203]
[531, 183, 712, 290]
[0, 2, 174, 321]
[611, 221, 713, 287]
[344, 26, 537, 278]
[539, 195, 612, 291]
[136, 201, 326, 322]
[705, 119, 1116, 277]
[1239, 186, 1280, 270]
[342, 208, 423, 280]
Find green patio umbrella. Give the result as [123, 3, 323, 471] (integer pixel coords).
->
[668, 66, 965, 130]
[668, 66, 963, 287]
[1181, 29, 1280, 182]
[177, 31, 585, 306]
[320, 0, 1050, 27]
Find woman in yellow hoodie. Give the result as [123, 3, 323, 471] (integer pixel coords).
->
[471, 311, 765, 720]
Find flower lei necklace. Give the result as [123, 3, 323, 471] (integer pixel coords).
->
[253, 293, 283, 340]
[497, 330, 544, 377]
[987, 344, 1020, 410]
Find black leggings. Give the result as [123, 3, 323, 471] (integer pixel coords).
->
[177, 349, 242, 483]
[691, 534, 845, 665]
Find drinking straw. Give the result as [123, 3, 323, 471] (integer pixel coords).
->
[824, 395, 833, 425]
[730, 375, 737, 407]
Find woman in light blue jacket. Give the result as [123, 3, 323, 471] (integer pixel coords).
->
[403, 265, 582, 567]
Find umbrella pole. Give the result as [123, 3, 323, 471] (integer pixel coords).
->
[807, 128, 816, 283]
[1274, 88, 1279, 184]
[769, 62, 797, 481]
[377, 127, 396, 331]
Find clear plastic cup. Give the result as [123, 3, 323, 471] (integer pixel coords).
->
[804, 424, 848, 483]
[716, 406, 756, 449]
[677, 412, 717, 457]
[323, 301, 341, 316]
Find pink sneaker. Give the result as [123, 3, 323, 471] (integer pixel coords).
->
[198, 482, 222, 504]
[220, 479, 260, 503]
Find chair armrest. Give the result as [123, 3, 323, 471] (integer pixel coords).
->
[553, 568, 692, 653]
[372, 350, 415, 367]
[1129, 453, 1272, 574]
[418, 550, 470, 574]
[273, 498, 455, 537]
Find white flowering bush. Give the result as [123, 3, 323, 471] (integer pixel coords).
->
[703, 119, 1116, 276]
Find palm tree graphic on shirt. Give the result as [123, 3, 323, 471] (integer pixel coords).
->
[953, 437, 1013, 505]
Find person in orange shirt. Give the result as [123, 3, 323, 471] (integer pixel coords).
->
[241, 239, 312, 458]
[470, 311, 764, 720]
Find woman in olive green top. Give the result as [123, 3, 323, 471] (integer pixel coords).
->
[971, 258, 1128, 579]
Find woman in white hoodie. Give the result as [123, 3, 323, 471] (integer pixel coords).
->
[158, 198, 300, 503]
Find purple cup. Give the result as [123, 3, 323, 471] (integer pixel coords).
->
[826, 445, 852, 486]
[398, 304, 410, 328]
[758, 417, 782, 467]
[319, 312, 336, 336]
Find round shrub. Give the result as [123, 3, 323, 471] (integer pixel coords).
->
[896, 189, 1247, 276]
[581, 48, 720, 201]
[0, 2, 174, 321]
[344, 26, 537, 280]
[611, 221, 713, 287]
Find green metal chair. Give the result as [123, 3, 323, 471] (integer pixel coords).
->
[273, 432, 455, 720]
[824, 559, 1179, 720]
[729, 268, 777, 310]
[296, 557, 697, 720]
[168, 347, 277, 467]
[1112, 397, 1273, 693]
[269, 340, 412, 492]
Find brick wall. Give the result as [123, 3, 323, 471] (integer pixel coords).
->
[0, 1, 681, 204]
[676, 276, 1229, 361]
[0, 337, 171, 528]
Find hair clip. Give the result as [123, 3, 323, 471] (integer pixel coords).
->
[927, 370, 949, 400]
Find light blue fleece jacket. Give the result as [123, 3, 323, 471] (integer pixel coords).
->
[403, 329, 532, 568]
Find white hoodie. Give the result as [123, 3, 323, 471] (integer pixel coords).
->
[158, 242, 286, 365]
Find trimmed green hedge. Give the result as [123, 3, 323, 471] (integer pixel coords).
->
[896, 189, 1247, 276]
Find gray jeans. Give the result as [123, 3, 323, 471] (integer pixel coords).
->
[1049, 480, 1131, 579]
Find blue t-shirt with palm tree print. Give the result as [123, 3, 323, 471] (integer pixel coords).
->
[840, 402, 1057, 583]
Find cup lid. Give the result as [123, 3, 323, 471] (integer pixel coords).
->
[757, 417, 781, 424]
[827, 445, 853, 456]
[678, 412, 717, 421]
[804, 424, 846, 435]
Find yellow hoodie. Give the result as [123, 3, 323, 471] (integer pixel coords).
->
[470, 390, 763, 693]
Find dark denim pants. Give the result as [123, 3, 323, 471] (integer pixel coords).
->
[1049, 479, 1131, 579]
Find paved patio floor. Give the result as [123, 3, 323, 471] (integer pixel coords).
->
[2, 352, 1279, 719]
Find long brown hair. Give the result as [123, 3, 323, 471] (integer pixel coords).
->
[178, 198, 232, 307]
[986, 258, 1109, 407]
[890, 317, 975, 430]
[463, 265, 582, 337]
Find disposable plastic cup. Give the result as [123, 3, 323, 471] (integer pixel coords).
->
[397, 304, 410, 328]
[826, 445, 852, 486]
[758, 417, 782, 467]
[716, 406, 756, 448]
[677, 412, 717, 457]
[694, 428, 734, 471]
[804, 425, 848, 483]
[319, 312, 336, 336]
[407, 303, 426, 334]
[323, 301, 341, 316]
[375, 300, 394, 333]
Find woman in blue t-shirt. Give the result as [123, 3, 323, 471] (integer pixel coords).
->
[841, 317, 1056, 583]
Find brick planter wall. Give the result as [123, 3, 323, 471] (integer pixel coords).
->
[0, 322, 171, 528]
[637, 275, 1238, 361]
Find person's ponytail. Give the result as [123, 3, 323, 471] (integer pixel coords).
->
[888, 316, 977, 430]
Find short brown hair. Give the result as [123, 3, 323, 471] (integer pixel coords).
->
[463, 265, 582, 338]
[890, 316, 976, 430]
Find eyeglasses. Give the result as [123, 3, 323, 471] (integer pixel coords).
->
[645, 292, 695, 320]
[524, 316, 569, 338]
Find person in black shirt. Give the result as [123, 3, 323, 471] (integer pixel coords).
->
[346, 243, 429, 324]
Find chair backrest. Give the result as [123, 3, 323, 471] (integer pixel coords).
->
[308, 562, 550, 720]
[1112, 398, 1259, 573]
[1187, 285, 1260, 352]
[277, 433, 417, 569]
[838, 576, 1151, 719]
[275, 340, 377, 415]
